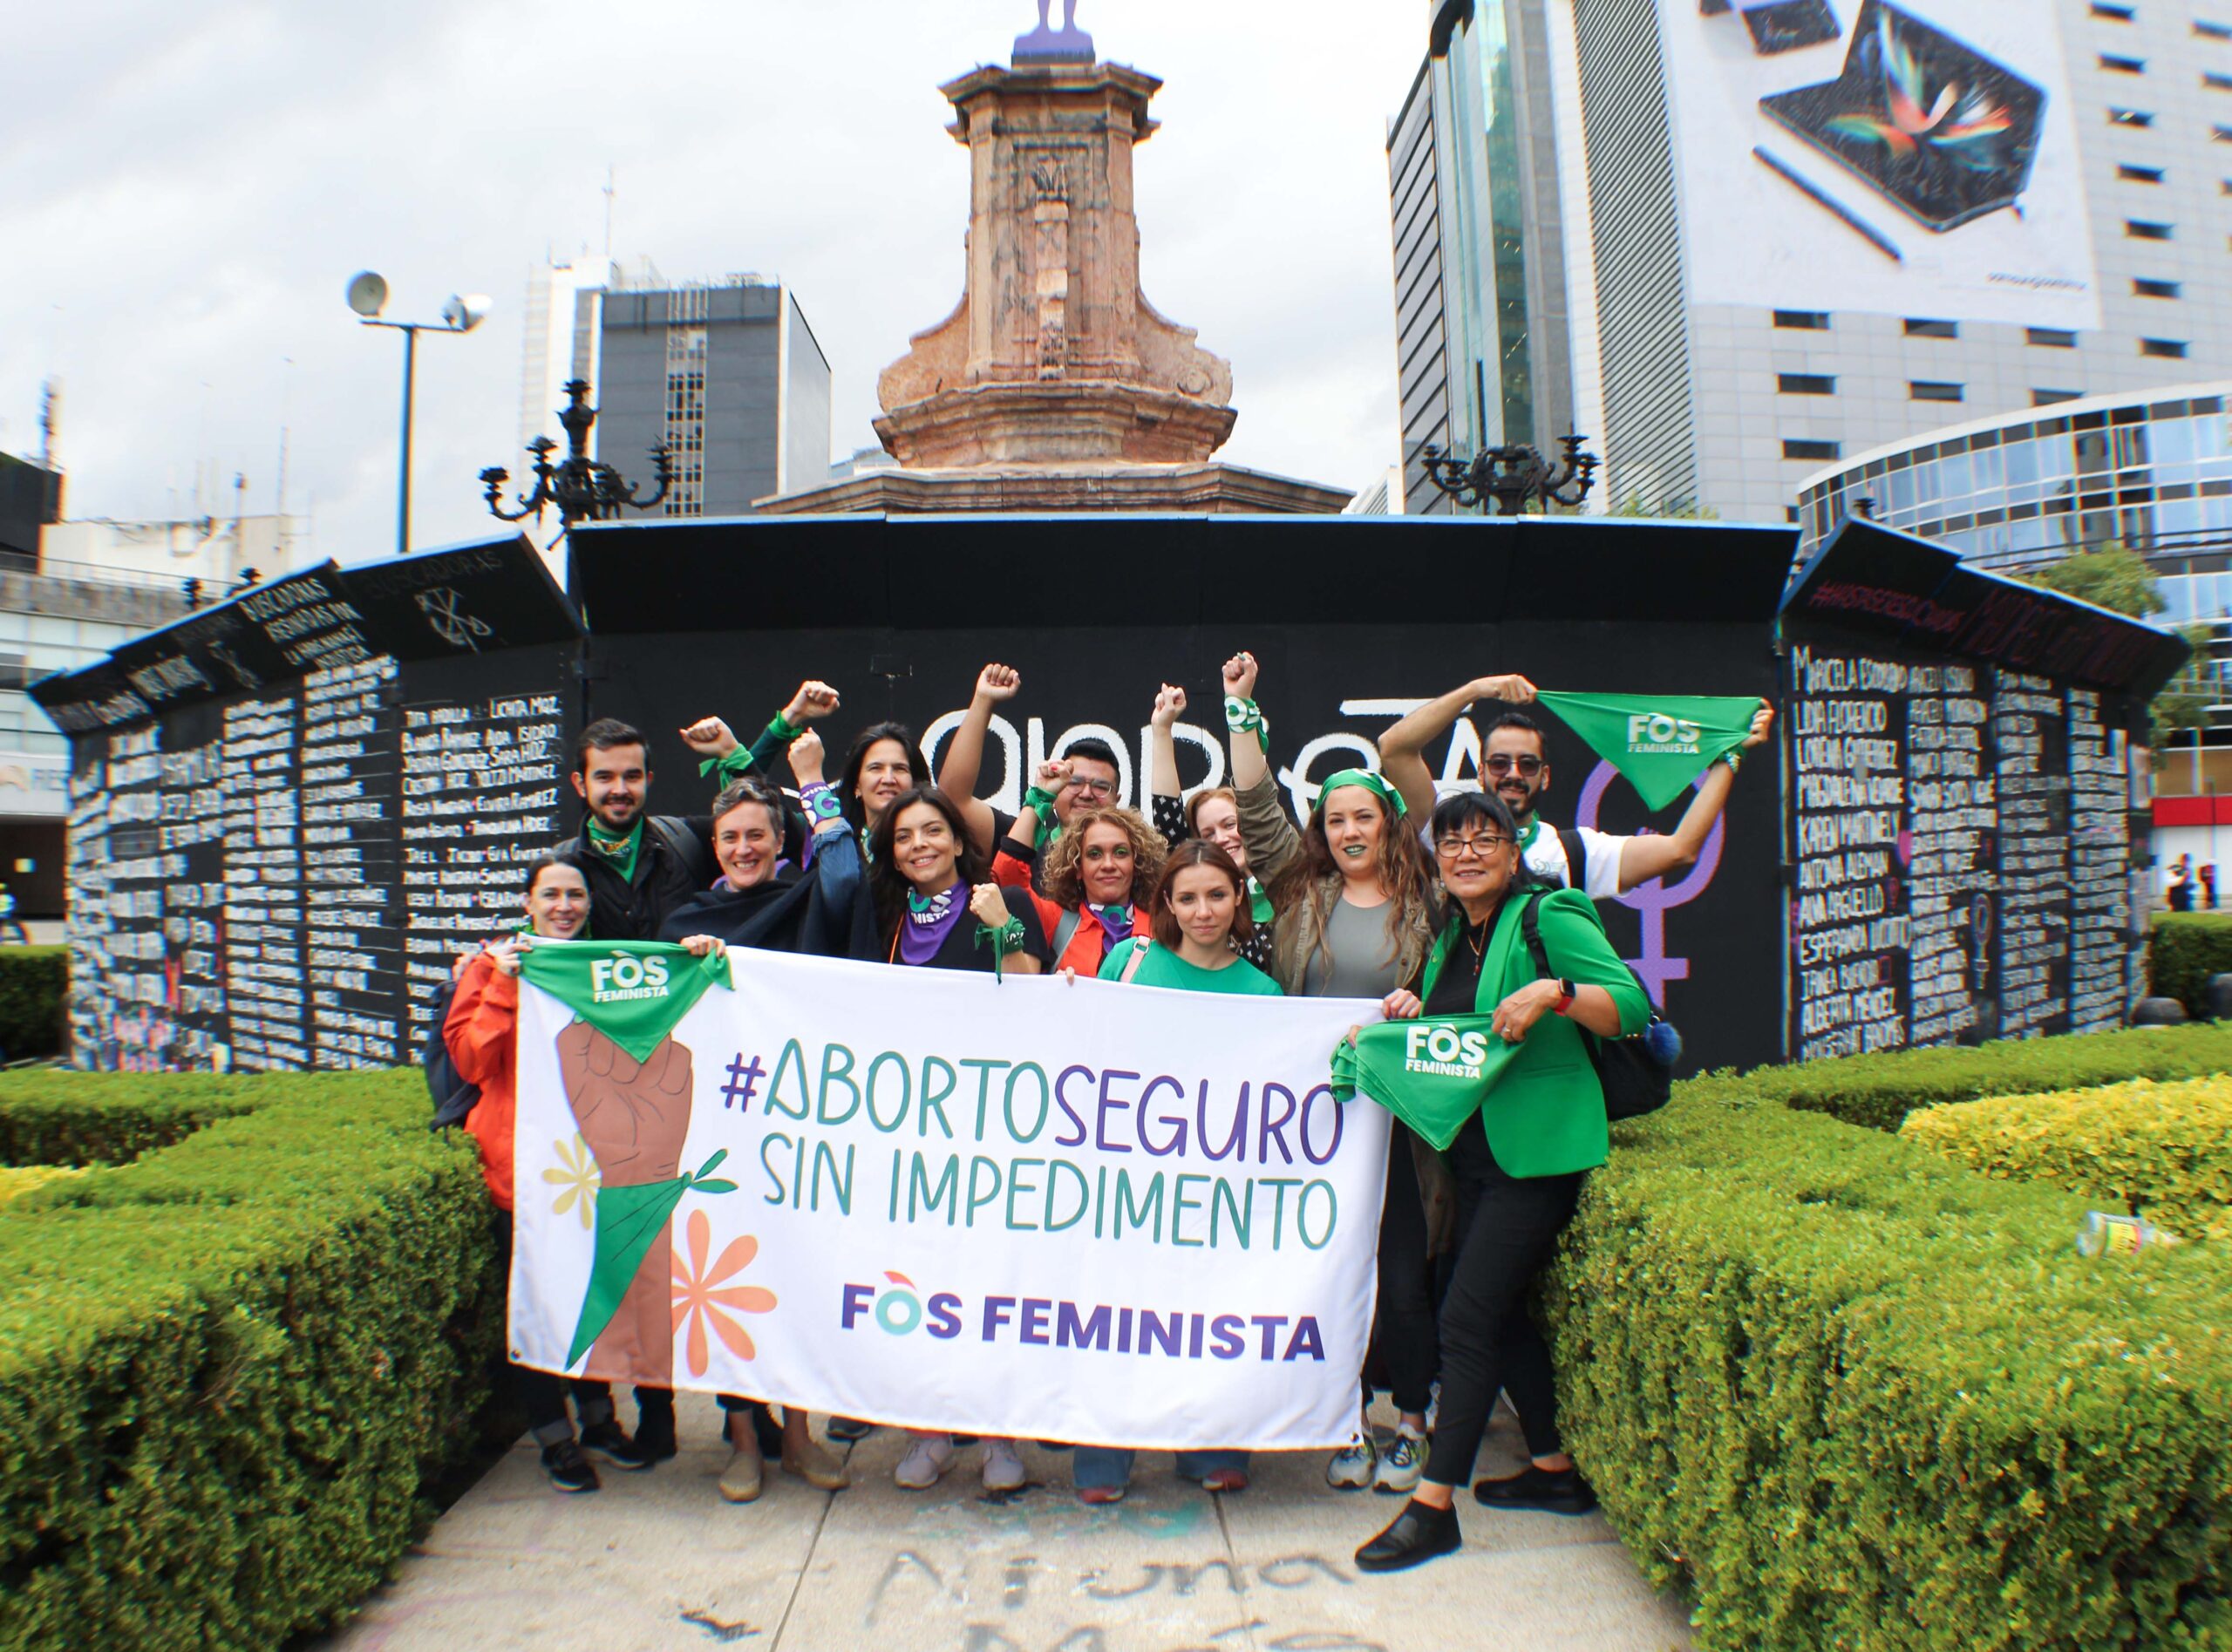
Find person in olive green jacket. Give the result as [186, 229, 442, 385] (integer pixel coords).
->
[1356, 789, 1647, 1574]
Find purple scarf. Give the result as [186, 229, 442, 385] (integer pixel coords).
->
[1087, 903, 1134, 955]
[898, 882, 970, 966]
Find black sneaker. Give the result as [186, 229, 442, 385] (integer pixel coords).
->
[632, 1408, 677, 1462]
[1355, 1499, 1460, 1573]
[580, 1418, 653, 1470]
[541, 1438, 601, 1494]
[1473, 1463, 1597, 1515]
[827, 1416, 876, 1444]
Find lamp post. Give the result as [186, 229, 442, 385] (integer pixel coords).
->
[480, 378, 673, 532]
[345, 271, 490, 556]
[1417, 434, 1600, 516]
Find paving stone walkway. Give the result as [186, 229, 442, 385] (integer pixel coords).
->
[321, 1397, 1694, 1652]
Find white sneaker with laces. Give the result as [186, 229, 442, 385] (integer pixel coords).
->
[895, 1434, 955, 1490]
[1374, 1423, 1426, 1494]
[1326, 1426, 1377, 1491]
[982, 1438, 1027, 1492]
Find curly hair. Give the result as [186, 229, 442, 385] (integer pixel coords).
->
[1267, 778, 1437, 985]
[1042, 804, 1166, 911]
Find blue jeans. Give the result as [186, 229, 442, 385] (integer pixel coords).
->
[1074, 1446, 1249, 1490]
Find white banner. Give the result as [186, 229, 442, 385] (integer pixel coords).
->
[510, 947, 1390, 1451]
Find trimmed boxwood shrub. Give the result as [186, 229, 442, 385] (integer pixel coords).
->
[0, 947, 66, 1061]
[1549, 1054, 2232, 1651]
[0, 1071, 501, 1651]
[1901, 1077, 2232, 1241]
[2149, 912, 2232, 1018]
[1766, 1021, 2232, 1132]
[0, 1070, 286, 1166]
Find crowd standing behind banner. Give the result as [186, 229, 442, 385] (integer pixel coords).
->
[439, 661, 1773, 1572]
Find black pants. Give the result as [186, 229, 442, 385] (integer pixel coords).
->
[1421, 1117, 1584, 1488]
[1368, 1119, 1439, 1417]
[495, 1213, 614, 1445]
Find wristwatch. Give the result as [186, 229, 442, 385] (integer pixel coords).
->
[1553, 979, 1576, 1016]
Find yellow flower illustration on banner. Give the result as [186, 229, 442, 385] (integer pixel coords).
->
[541, 1134, 600, 1230]
[671, 1208, 778, 1377]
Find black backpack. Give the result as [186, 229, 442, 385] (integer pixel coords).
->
[1519, 884, 1675, 1123]
[425, 972, 480, 1130]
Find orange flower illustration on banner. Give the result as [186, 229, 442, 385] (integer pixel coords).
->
[670, 1207, 778, 1377]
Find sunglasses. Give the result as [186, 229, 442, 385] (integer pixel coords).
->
[1483, 755, 1545, 778]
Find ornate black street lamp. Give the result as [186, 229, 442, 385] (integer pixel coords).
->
[480, 379, 674, 531]
[1418, 434, 1601, 516]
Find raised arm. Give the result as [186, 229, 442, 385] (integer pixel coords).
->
[1614, 703, 1774, 892]
[1221, 652, 1270, 792]
[936, 663, 1021, 856]
[1221, 652, 1303, 892]
[1377, 672, 1539, 823]
[1147, 683, 1188, 849]
[677, 679, 840, 787]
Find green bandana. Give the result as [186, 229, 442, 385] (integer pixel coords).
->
[584, 817, 644, 884]
[565, 1149, 738, 1366]
[1225, 695, 1271, 755]
[697, 745, 758, 783]
[1534, 691, 1762, 812]
[518, 940, 732, 1063]
[1248, 877, 1275, 928]
[1317, 768, 1408, 819]
[1330, 1015, 1521, 1152]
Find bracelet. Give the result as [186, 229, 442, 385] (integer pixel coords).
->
[1022, 784, 1060, 825]
[769, 712, 805, 743]
[1225, 695, 1271, 755]
[799, 781, 845, 824]
[1721, 748, 1743, 775]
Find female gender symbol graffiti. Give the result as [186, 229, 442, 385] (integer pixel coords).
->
[1575, 760, 1725, 1005]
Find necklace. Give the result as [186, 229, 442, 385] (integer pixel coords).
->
[1464, 916, 1492, 965]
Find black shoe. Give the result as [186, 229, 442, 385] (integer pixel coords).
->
[1355, 1499, 1460, 1573]
[632, 1408, 677, 1462]
[1473, 1463, 1597, 1515]
[579, 1418, 653, 1470]
[827, 1416, 876, 1444]
[541, 1439, 601, 1494]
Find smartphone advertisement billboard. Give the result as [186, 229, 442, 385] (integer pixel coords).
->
[1657, 0, 2100, 329]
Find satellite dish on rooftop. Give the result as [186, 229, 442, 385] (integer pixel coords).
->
[440, 292, 492, 333]
[345, 270, 389, 317]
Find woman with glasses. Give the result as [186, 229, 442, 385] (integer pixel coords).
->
[993, 772, 1165, 978]
[1355, 790, 1646, 1572]
[1144, 682, 1276, 969]
[1221, 649, 1442, 1496]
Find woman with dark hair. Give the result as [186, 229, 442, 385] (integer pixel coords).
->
[1354, 789, 1646, 1573]
[445, 853, 719, 1493]
[839, 721, 934, 842]
[1221, 649, 1442, 1495]
[995, 790, 1166, 978]
[1069, 839, 1276, 1505]
[655, 745, 866, 1504]
[866, 785, 1049, 1492]
[1144, 683, 1275, 969]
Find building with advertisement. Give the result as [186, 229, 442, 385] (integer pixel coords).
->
[1392, 0, 2232, 523]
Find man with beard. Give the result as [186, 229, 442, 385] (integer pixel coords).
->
[1377, 676, 1774, 896]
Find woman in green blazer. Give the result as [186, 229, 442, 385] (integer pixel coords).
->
[1356, 790, 1648, 1574]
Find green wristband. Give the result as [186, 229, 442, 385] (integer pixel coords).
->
[769, 712, 804, 743]
[1022, 785, 1060, 825]
[1225, 695, 1270, 755]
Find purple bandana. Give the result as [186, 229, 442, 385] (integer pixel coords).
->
[899, 882, 970, 966]
[1086, 903, 1134, 955]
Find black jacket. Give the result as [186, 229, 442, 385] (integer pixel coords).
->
[555, 814, 718, 942]
[657, 822, 871, 960]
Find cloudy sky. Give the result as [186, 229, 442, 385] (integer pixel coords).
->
[0, 2, 1427, 564]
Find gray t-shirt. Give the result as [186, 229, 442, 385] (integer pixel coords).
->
[1299, 894, 1408, 1000]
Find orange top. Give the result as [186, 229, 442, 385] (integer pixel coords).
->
[445, 951, 520, 1211]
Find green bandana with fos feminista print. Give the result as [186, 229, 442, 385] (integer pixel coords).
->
[1330, 1014, 1520, 1152]
[1533, 691, 1762, 812]
[518, 939, 733, 1062]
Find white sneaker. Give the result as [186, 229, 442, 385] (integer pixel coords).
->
[895, 1434, 954, 1490]
[1326, 1430, 1377, 1491]
[1374, 1423, 1426, 1494]
[982, 1438, 1027, 1492]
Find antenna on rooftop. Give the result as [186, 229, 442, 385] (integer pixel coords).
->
[37, 379, 58, 469]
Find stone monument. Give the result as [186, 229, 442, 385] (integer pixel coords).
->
[759, 6, 1351, 515]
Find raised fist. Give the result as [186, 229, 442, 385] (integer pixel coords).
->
[791, 726, 827, 785]
[975, 663, 1021, 703]
[678, 716, 739, 758]
[1221, 652, 1259, 700]
[784, 680, 841, 725]
[1151, 683, 1187, 730]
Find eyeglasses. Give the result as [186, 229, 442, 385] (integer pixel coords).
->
[1064, 776, 1117, 797]
[1483, 755, 1544, 778]
[1434, 834, 1512, 860]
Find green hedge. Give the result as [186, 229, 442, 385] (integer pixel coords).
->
[1767, 1020, 2232, 1132]
[1550, 1048, 2232, 1651]
[0, 1070, 502, 1651]
[0, 947, 65, 1061]
[0, 1070, 295, 1167]
[2149, 913, 2232, 1018]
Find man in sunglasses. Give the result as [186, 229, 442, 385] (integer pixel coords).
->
[1378, 673, 1774, 896]
[936, 662, 1126, 871]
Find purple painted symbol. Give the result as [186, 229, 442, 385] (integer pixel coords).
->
[1576, 760, 1725, 1006]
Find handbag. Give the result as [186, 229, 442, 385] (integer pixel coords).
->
[1518, 891, 1675, 1123]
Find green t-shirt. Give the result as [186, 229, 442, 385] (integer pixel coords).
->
[1100, 938, 1283, 996]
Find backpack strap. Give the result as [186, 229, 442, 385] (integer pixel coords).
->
[1518, 890, 1556, 982]
[1555, 826, 1590, 894]
[646, 814, 715, 887]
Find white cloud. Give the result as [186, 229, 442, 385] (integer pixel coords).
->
[0, 1, 1423, 560]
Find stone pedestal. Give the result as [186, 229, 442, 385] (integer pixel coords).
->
[756, 461, 1353, 517]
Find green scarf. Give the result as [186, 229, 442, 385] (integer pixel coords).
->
[1248, 877, 1275, 928]
[1533, 691, 1761, 812]
[584, 817, 645, 884]
[1317, 767, 1408, 819]
[518, 940, 732, 1062]
[1331, 1016, 1520, 1152]
[565, 1149, 738, 1366]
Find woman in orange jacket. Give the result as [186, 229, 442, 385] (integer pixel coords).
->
[992, 766, 1164, 976]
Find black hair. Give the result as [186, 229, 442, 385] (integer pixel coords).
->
[1428, 790, 1547, 897]
[1064, 737, 1120, 771]
[575, 717, 650, 773]
[1482, 710, 1546, 744]
[867, 786, 990, 951]
[521, 851, 589, 894]
[840, 722, 933, 833]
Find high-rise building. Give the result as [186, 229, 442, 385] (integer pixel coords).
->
[1392, 0, 2232, 525]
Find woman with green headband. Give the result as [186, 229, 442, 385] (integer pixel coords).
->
[1222, 649, 1443, 1497]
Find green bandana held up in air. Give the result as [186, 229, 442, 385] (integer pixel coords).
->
[518, 939, 733, 1060]
[1533, 691, 1762, 812]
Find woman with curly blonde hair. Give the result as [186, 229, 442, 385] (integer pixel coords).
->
[993, 760, 1166, 977]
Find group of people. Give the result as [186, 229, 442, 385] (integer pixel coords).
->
[2164, 853, 2217, 912]
[439, 660, 1773, 1574]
